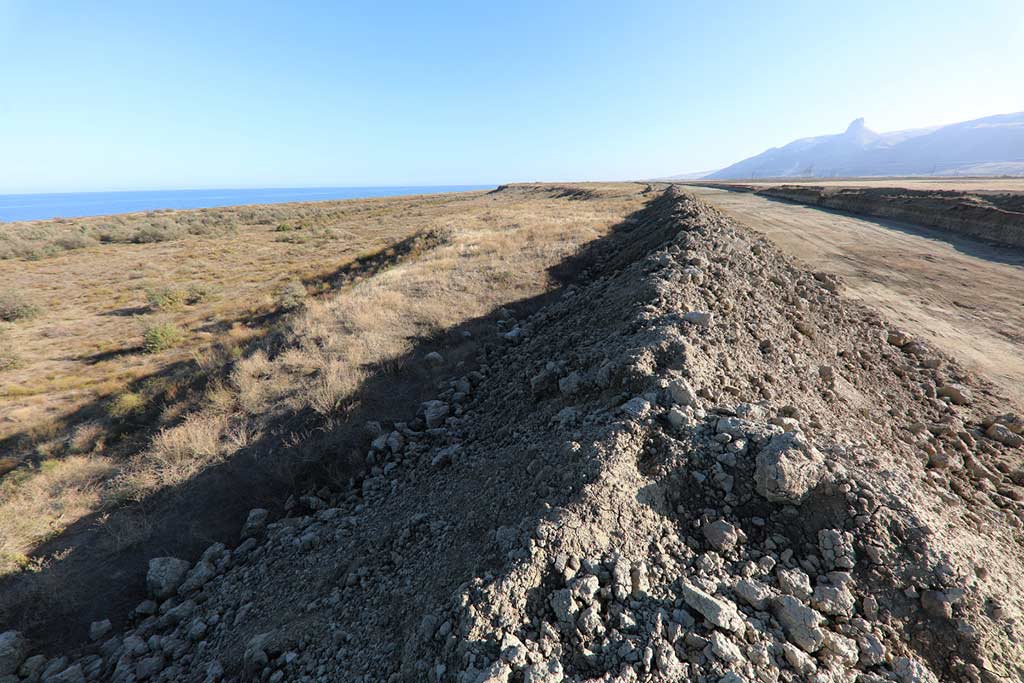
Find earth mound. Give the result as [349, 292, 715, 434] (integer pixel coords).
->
[4, 188, 1022, 683]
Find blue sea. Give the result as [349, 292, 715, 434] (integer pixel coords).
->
[0, 185, 494, 222]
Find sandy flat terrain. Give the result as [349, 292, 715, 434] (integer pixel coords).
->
[687, 186, 1024, 408]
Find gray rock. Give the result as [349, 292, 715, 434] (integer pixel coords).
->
[666, 406, 688, 428]
[668, 377, 697, 406]
[424, 351, 444, 367]
[502, 327, 523, 342]
[549, 589, 576, 623]
[0, 632, 27, 677]
[894, 656, 939, 683]
[782, 642, 816, 675]
[771, 595, 824, 652]
[88, 619, 111, 642]
[887, 329, 912, 347]
[703, 520, 740, 552]
[146, 557, 191, 600]
[40, 658, 68, 682]
[709, 631, 744, 664]
[135, 600, 158, 616]
[937, 383, 972, 405]
[569, 575, 600, 605]
[986, 422, 1024, 447]
[135, 655, 164, 681]
[733, 578, 773, 611]
[422, 400, 450, 429]
[18, 655, 46, 682]
[386, 430, 406, 453]
[776, 567, 813, 601]
[857, 632, 886, 666]
[558, 372, 584, 396]
[754, 432, 825, 504]
[620, 397, 651, 419]
[920, 590, 953, 620]
[17, 655, 46, 679]
[243, 633, 275, 674]
[499, 634, 528, 668]
[178, 560, 216, 595]
[476, 661, 512, 683]
[204, 660, 225, 683]
[522, 658, 563, 683]
[818, 528, 855, 570]
[823, 631, 858, 667]
[811, 583, 855, 616]
[684, 310, 713, 326]
[680, 581, 744, 632]
[241, 508, 269, 538]
[44, 664, 85, 683]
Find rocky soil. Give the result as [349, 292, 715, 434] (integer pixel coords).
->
[3, 188, 1023, 683]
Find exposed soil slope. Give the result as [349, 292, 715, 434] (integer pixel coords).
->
[3, 189, 1023, 683]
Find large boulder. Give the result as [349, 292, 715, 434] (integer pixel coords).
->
[146, 557, 192, 600]
[754, 432, 825, 504]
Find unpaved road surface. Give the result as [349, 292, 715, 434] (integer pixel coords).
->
[686, 186, 1024, 408]
[704, 177, 1024, 192]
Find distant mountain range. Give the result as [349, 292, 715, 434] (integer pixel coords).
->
[700, 111, 1024, 180]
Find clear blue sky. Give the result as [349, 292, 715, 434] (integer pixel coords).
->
[1, 0, 1021, 193]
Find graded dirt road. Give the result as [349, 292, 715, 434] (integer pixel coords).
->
[700, 177, 1024, 192]
[686, 186, 1024, 408]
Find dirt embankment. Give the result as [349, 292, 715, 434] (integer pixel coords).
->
[692, 183, 1024, 249]
[3, 188, 1022, 683]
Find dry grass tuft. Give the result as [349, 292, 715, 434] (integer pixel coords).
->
[119, 413, 227, 497]
[0, 456, 116, 574]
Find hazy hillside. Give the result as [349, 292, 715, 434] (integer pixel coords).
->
[706, 111, 1024, 179]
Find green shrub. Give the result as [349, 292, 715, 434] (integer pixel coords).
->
[107, 391, 146, 418]
[276, 280, 307, 310]
[145, 285, 187, 311]
[132, 220, 185, 244]
[185, 283, 215, 304]
[146, 283, 214, 310]
[0, 291, 41, 322]
[53, 233, 96, 251]
[143, 322, 185, 353]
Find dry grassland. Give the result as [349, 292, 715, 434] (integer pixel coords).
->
[0, 183, 647, 583]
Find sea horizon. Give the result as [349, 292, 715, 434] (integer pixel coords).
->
[0, 184, 495, 222]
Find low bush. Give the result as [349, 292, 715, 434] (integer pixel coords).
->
[107, 391, 146, 418]
[132, 220, 185, 244]
[146, 283, 215, 311]
[0, 290, 41, 322]
[276, 280, 307, 310]
[142, 322, 185, 353]
[145, 285, 187, 311]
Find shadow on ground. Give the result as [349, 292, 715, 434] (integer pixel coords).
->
[0, 186, 663, 656]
